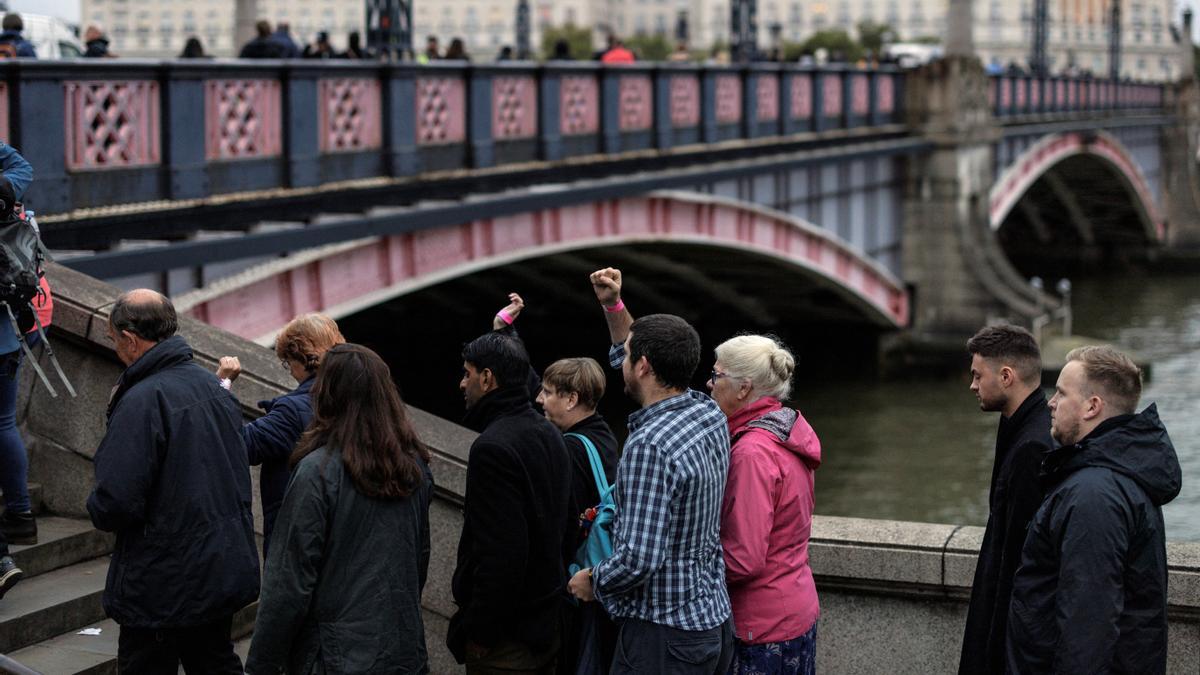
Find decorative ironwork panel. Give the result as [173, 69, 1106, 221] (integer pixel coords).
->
[618, 75, 652, 131]
[1015, 80, 1027, 110]
[877, 75, 895, 114]
[64, 80, 161, 170]
[850, 74, 869, 115]
[669, 75, 700, 127]
[492, 75, 537, 140]
[822, 74, 842, 116]
[756, 75, 779, 121]
[318, 78, 382, 153]
[416, 77, 467, 145]
[1030, 79, 1041, 108]
[560, 75, 599, 135]
[1056, 80, 1066, 107]
[205, 79, 282, 161]
[715, 74, 742, 123]
[791, 74, 813, 119]
[1000, 78, 1012, 108]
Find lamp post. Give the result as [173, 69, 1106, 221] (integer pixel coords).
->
[730, 0, 758, 62]
[1031, 0, 1048, 75]
[1108, 0, 1122, 80]
[366, 0, 412, 60]
[516, 0, 531, 59]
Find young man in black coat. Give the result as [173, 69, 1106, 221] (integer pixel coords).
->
[448, 331, 571, 674]
[959, 325, 1053, 675]
[1008, 345, 1181, 674]
[87, 290, 259, 673]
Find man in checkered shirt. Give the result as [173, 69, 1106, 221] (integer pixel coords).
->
[568, 267, 733, 674]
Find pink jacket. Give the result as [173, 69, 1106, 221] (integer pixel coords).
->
[720, 396, 821, 645]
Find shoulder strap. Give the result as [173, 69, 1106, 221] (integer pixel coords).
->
[565, 432, 609, 495]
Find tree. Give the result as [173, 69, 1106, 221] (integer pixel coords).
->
[797, 29, 864, 62]
[625, 34, 672, 61]
[857, 21, 896, 55]
[540, 24, 593, 60]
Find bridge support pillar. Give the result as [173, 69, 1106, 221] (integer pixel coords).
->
[900, 57, 1044, 353]
[1162, 78, 1200, 247]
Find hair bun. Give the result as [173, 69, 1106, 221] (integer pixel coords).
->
[770, 348, 795, 382]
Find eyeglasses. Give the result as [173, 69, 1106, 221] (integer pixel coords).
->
[710, 369, 734, 383]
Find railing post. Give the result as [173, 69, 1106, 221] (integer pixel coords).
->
[600, 67, 622, 153]
[653, 65, 673, 149]
[700, 67, 719, 143]
[468, 66, 494, 168]
[383, 64, 418, 176]
[14, 65, 70, 213]
[283, 64, 320, 188]
[163, 65, 208, 200]
[743, 65, 759, 139]
[780, 67, 797, 134]
[539, 66, 563, 161]
[813, 69, 828, 132]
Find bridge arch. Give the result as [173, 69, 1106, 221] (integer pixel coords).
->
[989, 130, 1163, 245]
[176, 192, 909, 343]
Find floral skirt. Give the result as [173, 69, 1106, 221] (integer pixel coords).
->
[727, 622, 817, 675]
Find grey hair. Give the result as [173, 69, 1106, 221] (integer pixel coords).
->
[713, 334, 796, 400]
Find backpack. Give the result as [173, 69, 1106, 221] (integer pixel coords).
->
[0, 207, 75, 397]
[0, 42, 17, 60]
[566, 432, 616, 575]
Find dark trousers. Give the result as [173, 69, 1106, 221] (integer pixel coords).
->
[465, 639, 558, 675]
[117, 616, 242, 675]
[611, 617, 733, 675]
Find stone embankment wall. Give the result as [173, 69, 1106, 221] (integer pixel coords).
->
[21, 264, 1200, 674]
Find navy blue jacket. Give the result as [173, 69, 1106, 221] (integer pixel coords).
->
[1007, 404, 1182, 674]
[0, 31, 36, 58]
[242, 376, 313, 556]
[87, 336, 260, 628]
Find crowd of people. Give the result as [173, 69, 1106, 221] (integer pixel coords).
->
[0, 129, 1183, 674]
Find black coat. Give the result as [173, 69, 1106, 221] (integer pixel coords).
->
[448, 385, 572, 663]
[242, 375, 314, 557]
[87, 336, 260, 628]
[246, 447, 433, 674]
[239, 36, 285, 59]
[959, 389, 1053, 675]
[563, 414, 618, 557]
[1007, 404, 1182, 674]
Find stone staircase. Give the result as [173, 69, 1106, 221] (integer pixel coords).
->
[0, 515, 254, 674]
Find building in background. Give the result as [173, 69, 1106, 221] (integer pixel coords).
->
[77, 0, 1183, 80]
[81, 0, 366, 57]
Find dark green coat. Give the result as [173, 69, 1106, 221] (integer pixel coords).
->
[246, 446, 433, 674]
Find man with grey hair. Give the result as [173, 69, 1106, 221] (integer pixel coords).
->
[88, 289, 259, 673]
[1007, 345, 1181, 674]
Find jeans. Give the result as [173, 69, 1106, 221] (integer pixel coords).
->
[117, 616, 243, 675]
[728, 622, 817, 675]
[0, 335, 35, 515]
[611, 617, 733, 675]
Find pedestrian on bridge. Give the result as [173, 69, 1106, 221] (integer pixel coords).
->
[246, 344, 433, 674]
[448, 329, 571, 674]
[215, 312, 345, 558]
[709, 335, 821, 675]
[568, 268, 733, 674]
[1007, 346, 1182, 674]
[959, 325, 1052, 675]
[87, 290, 259, 673]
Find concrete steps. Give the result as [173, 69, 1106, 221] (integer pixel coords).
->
[10, 612, 255, 674]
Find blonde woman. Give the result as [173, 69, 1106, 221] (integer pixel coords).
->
[707, 335, 820, 675]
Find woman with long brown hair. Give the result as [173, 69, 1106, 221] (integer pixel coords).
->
[245, 344, 433, 675]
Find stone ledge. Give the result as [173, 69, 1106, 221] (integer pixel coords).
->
[809, 514, 1200, 617]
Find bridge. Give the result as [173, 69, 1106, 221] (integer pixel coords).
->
[4, 48, 1193, 363]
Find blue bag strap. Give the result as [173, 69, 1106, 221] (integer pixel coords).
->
[565, 432, 609, 495]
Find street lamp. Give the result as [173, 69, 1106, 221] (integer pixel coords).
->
[516, 0, 531, 59]
[730, 0, 758, 62]
[1031, 0, 1048, 75]
[1108, 0, 1121, 80]
[366, 0, 412, 60]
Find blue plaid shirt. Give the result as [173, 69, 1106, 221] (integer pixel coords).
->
[592, 343, 732, 631]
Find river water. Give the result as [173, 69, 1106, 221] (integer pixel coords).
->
[805, 272, 1200, 541]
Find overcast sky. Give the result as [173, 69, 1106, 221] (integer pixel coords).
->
[8, 0, 1200, 44]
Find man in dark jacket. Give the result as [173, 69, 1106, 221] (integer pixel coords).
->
[0, 14, 36, 58]
[239, 20, 284, 59]
[87, 290, 259, 673]
[1008, 345, 1182, 674]
[448, 331, 571, 673]
[959, 325, 1053, 675]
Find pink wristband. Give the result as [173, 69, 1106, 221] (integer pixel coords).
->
[603, 299, 625, 313]
[496, 310, 515, 325]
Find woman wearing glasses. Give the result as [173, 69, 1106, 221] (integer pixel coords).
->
[706, 335, 821, 675]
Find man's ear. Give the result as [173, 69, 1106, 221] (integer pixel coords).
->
[566, 391, 580, 410]
[1084, 395, 1105, 421]
[999, 365, 1016, 388]
[479, 367, 497, 392]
